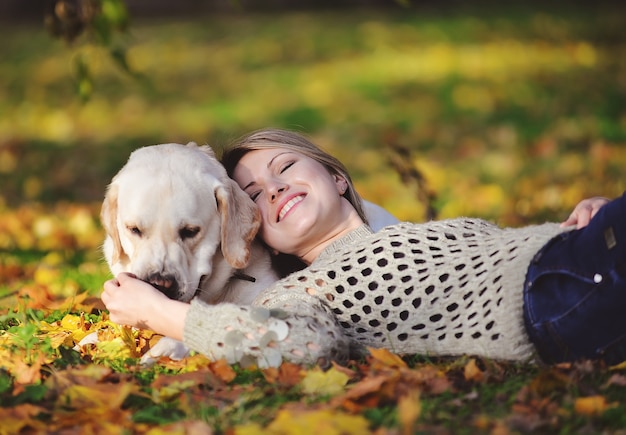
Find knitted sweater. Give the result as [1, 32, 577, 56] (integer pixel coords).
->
[184, 219, 567, 368]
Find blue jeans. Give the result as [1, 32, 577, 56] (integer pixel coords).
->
[523, 192, 626, 365]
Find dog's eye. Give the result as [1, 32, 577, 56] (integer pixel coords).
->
[179, 226, 200, 240]
[128, 226, 142, 237]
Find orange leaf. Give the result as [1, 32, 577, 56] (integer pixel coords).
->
[367, 347, 407, 369]
[210, 359, 237, 383]
[263, 362, 304, 387]
[464, 358, 484, 382]
[574, 395, 616, 416]
[12, 353, 46, 385]
[330, 374, 388, 410]
[0, 404, 48, 433]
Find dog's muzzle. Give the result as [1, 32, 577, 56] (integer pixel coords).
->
[145, 272, 180, 300]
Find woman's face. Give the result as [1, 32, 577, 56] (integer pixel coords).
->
[233, 148, 351, 258]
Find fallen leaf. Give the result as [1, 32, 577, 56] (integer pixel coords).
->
[464, 358, 484, 382]
[152, 379, 198, 403]
[300, 366, 350, 397]
[263, 408, 371, 435]
[210, 358, 237, 383]
[330, 374, 388, 411]
[45, 364, 114, 394]
[367, 347, 407, 369]
[574, 395, 616, 416]
[398, 391, 421, 435]
[0, 404, 48, 433]
[146, 420, 214, 435]
[263, 361, 304, 387]
[11, 353, 47, 385]
[59, 382, 135, 410]
[604, 373, 626, 388]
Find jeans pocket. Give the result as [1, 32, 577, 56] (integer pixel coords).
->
[524, 266, 626, 364]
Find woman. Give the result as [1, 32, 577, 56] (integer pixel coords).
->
[102, 128, 625, 369]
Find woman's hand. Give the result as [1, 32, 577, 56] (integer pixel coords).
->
[560, 196, 610, 229]
[101, 273, 188, 340]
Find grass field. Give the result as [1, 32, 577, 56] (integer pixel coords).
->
[1, 2, 626, 433]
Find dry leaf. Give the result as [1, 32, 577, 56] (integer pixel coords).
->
[574, 395, 616, 416]
[367, 347, 407, 369]
[210, 358, 237, 383]
[464, 358, 484, 382]
[264, 408, 371, 435]
[0, 403, 48, 433]
[398, 391, 421, 435]
[300, 366, 350, 396]
[263, 361, 304, 387]
[603, 373, 626, 388]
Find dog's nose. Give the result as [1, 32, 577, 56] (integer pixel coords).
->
[145, 273, 180, 300]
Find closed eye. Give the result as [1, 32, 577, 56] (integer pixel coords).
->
[179, 226, 201, 240]
[280, 161, 295, 173]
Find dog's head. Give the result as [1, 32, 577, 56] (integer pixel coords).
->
[101, 142, 260, 302]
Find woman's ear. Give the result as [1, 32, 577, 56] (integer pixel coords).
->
[334, 174, 348, 195]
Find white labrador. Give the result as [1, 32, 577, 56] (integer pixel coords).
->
[101, 143, 278, 306]
[94, 142, 398, 364]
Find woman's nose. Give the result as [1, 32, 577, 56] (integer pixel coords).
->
[268, 183, 287, 202]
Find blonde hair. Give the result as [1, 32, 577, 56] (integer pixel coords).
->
[221, 128, 368, 224]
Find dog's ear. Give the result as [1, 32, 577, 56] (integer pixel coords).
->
[187, 142, 218, 159]
[100, 183, 125, 264]
[215, 179, 261, 269]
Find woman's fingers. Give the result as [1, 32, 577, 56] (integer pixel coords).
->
[560, 197, 609, 229]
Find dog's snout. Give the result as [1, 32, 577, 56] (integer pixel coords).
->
[145, 272, 180, 300]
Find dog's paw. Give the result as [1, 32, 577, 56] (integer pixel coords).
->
[139, 337, 190, 366]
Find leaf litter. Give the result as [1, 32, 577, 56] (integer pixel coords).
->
[1, 205, 626, 433]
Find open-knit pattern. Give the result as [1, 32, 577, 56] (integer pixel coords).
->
[184, 219, 567, 368]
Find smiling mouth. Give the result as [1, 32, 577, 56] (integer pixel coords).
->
[278, 195, 304, 222]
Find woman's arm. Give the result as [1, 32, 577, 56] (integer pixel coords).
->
[184, 293, 350, 368]
[101, 273, 351, 368]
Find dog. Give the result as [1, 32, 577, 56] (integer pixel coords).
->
[94, 142, 399, 364]
[100, 142, 279, 307]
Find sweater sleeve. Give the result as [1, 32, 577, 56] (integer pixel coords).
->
[182, 291, 351, 368]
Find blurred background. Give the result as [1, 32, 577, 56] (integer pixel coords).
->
[1, 0, 625, 261]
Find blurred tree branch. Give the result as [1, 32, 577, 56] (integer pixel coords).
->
[44, 0, 137, 101]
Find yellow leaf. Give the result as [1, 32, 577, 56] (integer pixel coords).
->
[152, 379, 197, 403]
[398, 391, 421, 435]
[265, 409, 370, 435]
[235, 423, 266, 435]
[59, 382, 135, 411]
[574, 395, 616, 416]
[95, 337, 134, 360]
[300, 366, 350, 397]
